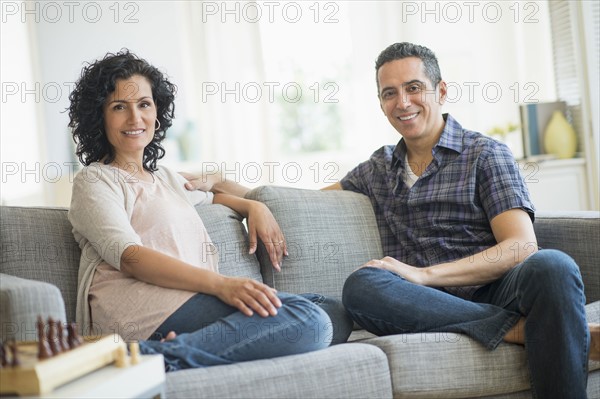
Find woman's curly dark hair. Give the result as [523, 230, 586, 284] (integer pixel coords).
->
[68, 49, 177, 171]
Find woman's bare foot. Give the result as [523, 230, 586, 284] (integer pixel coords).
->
[590, 323, 600, 361]
[160, 331, 177, 342]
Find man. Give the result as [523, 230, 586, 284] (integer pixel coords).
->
[324, 42, 599, 398]
[185, 42, 599, 396]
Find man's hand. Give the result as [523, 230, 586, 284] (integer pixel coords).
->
[179, 171, 250, 197]
[180, 171, 217, 192]
[216, 276, 282, 317]
[321, 182, 342, 190]
[362, 256, 428, 286]
[247, 201, 288, 271]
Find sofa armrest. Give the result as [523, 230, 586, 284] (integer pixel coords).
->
[0, 273, 66, 341]
[534, 211, 600, 303]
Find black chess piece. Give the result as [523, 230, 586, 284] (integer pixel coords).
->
[1, 341, 7, 367]
[57, 322, 69, 351]
[47, 317, 61, 355]
[37, 316, 53, 359]
[67, 323, 83, 349]
[9, 339, 19, 367]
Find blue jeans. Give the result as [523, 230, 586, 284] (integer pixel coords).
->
[139, 292, 334, 371]
[342, 249, 589, 398]
[298, 293, 353, 345]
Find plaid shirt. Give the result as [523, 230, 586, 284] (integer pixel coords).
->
[340, 114, 535, 299]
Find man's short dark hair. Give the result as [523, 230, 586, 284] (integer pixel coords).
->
[375, 42, 442, 93]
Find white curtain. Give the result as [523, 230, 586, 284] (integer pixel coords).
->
[0, 16, 46, 205]
[178, 1, 559, 188]
[178, 1, 395, 187]
[182, 1, 271, 170]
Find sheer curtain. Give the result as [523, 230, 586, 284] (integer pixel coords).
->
[180, 1, 272, 176]
[178, 1, 397, 187]
[0, 16, 46, 205]
[178, 1, 558, 189]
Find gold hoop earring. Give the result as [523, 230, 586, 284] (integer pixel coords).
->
[155, 119, 161, 131]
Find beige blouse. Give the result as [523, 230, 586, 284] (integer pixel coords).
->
[69, 163, 218, 340]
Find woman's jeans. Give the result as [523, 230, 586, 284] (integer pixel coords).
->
[342, 249, 590, 398]
[138, 292, 342, 371]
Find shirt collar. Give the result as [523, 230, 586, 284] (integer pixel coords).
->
[434, 114, 463, 155]
[391, 139, 407, 168]
[392, 113, 463, 167]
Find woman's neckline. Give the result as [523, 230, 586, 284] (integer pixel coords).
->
[100, 162, 156, 184]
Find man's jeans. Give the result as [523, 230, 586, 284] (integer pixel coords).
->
[342, 249, 590, 398]
[139, 293, 336, 371]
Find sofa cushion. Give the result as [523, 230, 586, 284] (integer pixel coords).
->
[363, 301, 599, 399]
[245, 186, 383, 299]
[195, 204, 262, 281]
[166, 343, 392, 398]
[367, 332, 529, 399]
[534, 211, 600, 303]
[0, 206, 80, 323]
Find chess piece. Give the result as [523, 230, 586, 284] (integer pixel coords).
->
[37, 316, 53, 359]
[114, 345, 128, 368]
[9, 339, 19, 367]
[67, 323, 83, 349]
[1, 341, 7, 367]
[57, 322, 69, 352]
[47, 317, 61, 355]
[129, 342, 140, 365]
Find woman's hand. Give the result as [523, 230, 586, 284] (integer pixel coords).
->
[362, 256, 428, 286]
[246, 201, 288, 272]
[216, 276, 282, 317]
[212, 194, 287, 271]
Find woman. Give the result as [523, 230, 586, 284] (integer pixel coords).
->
[67, 50, 348, 371]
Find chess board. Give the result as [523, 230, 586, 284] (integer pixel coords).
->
[0, 335, 127, 396]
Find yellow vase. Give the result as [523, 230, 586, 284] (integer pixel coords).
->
[543, 110, 577, 159]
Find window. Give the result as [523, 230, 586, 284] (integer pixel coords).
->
[258, 3, 352, 155]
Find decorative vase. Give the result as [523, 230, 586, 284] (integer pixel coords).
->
[543, 110, 577, 159]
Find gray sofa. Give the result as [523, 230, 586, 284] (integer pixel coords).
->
[1, 186, 599, 398]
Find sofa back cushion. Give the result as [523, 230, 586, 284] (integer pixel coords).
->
[195, 204, 262, 281]
[0, 206, 80, 323]
[246, 186, 383, 300]
[534, 211, 600, 303]
[0, 204, 262, 323]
